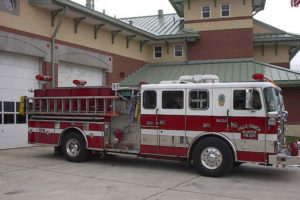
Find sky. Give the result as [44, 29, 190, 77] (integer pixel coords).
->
[73, 0, 300, 71]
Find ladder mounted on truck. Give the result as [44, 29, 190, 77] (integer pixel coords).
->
[23, 96, 120, 118]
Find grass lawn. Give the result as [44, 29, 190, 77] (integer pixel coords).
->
[286, 136, 300, 144]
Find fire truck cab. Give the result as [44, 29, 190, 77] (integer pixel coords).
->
[23, 74, 300, 177]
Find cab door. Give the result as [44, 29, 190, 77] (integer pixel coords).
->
[230, 88, 267, 163]
[157, 89, 186, 157]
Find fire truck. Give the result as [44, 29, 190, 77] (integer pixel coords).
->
[20, 74, 300, 177]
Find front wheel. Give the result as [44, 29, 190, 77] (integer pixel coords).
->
[192, 137, 233, 177]
[62, 132, 88, 162]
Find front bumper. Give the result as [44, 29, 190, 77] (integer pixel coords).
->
[269, 150, 300, 167]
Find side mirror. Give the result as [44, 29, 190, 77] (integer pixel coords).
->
[245, 89, 253, 110]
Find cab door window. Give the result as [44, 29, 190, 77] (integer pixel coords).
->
[143, 91, 157, 109]
[233, 90, 262, 110]
[189, 90, 209, 110]
[162, 91, 183, 109]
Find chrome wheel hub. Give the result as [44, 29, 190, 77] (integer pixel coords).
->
[201, 147, 223, 169]
[66, 139, 80, 157]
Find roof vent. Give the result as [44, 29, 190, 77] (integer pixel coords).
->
[129, 20, 133, 25]
[86, 0, 95, 10]
[158, 9, 163, 18]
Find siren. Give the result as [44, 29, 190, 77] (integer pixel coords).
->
[73, 80, 87, 87]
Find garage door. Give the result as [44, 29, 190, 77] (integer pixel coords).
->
[58, 62, 103, 87]
[0, 51, 38, 149]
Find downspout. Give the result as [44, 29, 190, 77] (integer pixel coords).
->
[51, 6, 68, 87]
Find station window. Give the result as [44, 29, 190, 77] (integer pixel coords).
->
[4, 101, 15, 124]
[143, 91, 157, 109]
[189, 90, 209, 110]
[162, 91, 184, 109]
[202, 5, 211, 18]
[1, 101, 26, 125]
[174, 44, 183, 58]
[154, 46, 163, 59]
[221, 4, 230, 17]
[233, 90, 262, 110]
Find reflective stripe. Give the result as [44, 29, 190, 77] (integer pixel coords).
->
[29, 127, 104, 136]
[258, 134, 277, 141]
[141, 129, 277, 141]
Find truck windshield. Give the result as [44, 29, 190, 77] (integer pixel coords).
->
[277, 89, 285, 112]
[264, 87, 279, 112]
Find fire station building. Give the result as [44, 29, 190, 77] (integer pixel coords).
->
[0, 0, 300, 149]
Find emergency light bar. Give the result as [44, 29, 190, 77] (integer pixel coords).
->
[73, 80, 87, 87]
[36, 75, 52, 85]
[252, 73, 278, 86]
[252, 73, 265, 81]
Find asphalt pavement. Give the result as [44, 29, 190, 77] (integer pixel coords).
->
[0, 147, 300, 200]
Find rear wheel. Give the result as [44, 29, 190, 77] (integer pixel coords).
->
[62, 132, 88, 162]
[192, 137, 233, 177]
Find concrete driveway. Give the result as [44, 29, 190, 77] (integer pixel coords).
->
[0, 147, 300, 200]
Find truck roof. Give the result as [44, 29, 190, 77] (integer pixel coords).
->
[141, 81, 276, 90]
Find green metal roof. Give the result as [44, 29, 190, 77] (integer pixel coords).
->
[253, 19, 285, 34]
[120, 59, 300, 87]
[119, 14, 184, 36]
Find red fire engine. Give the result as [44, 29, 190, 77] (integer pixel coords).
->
[21, 74, 300, 177]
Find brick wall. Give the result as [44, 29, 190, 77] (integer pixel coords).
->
[282, 87, 300, 125]
[188, 28, 253, 60]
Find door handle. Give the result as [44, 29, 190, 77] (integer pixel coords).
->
[231, 122, 238, 128]
[146, 121, 153, 126]
[159, 120, 166, 125]
[202, 123, 211, 128]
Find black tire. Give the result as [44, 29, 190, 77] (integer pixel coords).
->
[233, 162, 244, 167]
[192, 137, 233, 177]
[62, 132, 88, 162]
[54, 146, 62, 156]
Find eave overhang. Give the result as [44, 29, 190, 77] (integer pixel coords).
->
[252, 0, 266, 13]
[253, 33, 300, 60]
[169, 0, 184, 17]
[253, 33, 300, 44]
[29, 0, 199, 43]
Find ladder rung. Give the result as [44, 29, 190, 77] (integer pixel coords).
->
[62, 99, 65, 112]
